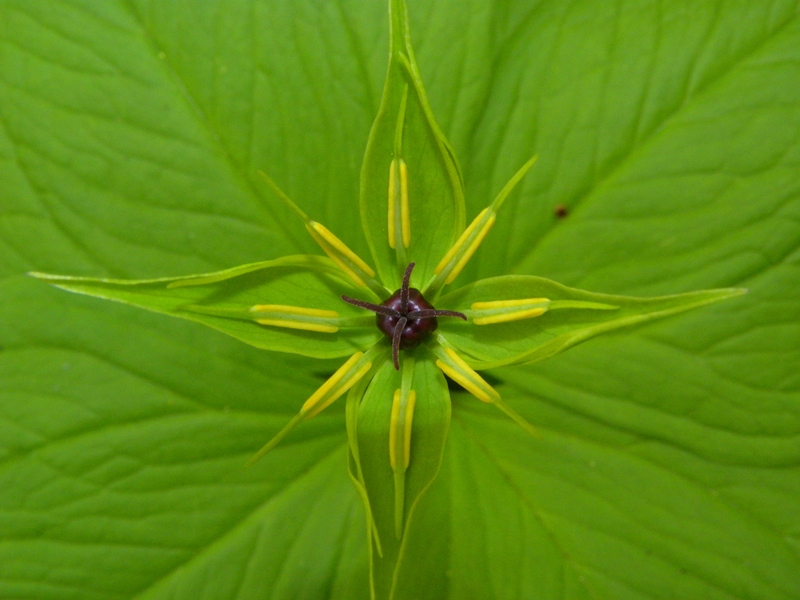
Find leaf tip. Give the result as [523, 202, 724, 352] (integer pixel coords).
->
[27, 271, 55, 281]
[246, 411, 306, 467]
[713, 287, 749, 301]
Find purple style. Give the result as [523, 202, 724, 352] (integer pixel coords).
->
[341, 262, 467, 370]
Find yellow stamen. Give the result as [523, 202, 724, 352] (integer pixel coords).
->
[251, 304, 338, 318]
[307, 226, 363, 286]
[253, 319, 337, 333]
[388, 159, 411, 250]
[434, 208, 488, 275]
[435, 347, 499, 403]
[302, 352, 370, 416]
[389, 389, 401, 469]
[390, 386, 417, 539]
[471, 298, 549, 310]
[307, 361, 372, 418]
[470, 298, 550, 325]
[403, 390, 416, 469]
[309, 222, 375, 276]
[427, 157, 538, 293]
[259, 171, 378, 289]
[388, 161, 397, 249]
[306, 222, 375, 287]
[389, 389, 417, 470]
[400, 160, 410, 248]
[250, 304, 339, 333]
[246, 352, 371, 467]
[446, 214, 495, 284]
[473, 308, 546, 325]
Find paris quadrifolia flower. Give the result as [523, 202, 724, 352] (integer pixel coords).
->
[29, 0, 745, 597]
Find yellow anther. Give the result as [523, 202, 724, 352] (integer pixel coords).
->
[307, 226, 363, 286]
[471, 298, 548, 310]
[433, 208, 496, 284]
[389, 389, 417, 470]
[247, 352, 370, 467]
[259, 172, 380, 290]
[388, 159, 411, 250]
[307, 221, 375, 287]
[389, 389, 401, 469]
[309, 363, 372, 419]
[311, 222, 375, 276]
[388, 161, 397, 249]
[400, 160, 410, 248]
[302, 352, 371, 417]
[471, 298, 550, 325]
[250, 304, 339, 333]
[402, 390, 416, 469]
[446, 214, 495, 284]
[251, 304, 338, 319]
[427, 157, 538, 294]
[473, 308, 546, 325]
[434, 208, 488, 275]
[254, 319, 338, 333]
[435, 347, 499, 403]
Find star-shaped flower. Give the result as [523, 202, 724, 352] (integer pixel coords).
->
[29, 0, 745, 596]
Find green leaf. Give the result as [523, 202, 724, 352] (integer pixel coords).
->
[360, 0, 465, 289]
[353, 354, 450, 599]
[1, 0, 799, 599]
[0, 276, 370, 600]
[437, 383, 800, 600]
[438, 275, 746, 367]
[31, 255, 381, 359]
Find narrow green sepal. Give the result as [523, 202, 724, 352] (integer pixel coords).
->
[360, 0, 465, 288]
[424, 156, 538, 298]
[258, 172, 388, 297]
[346, 354, 388, 558]
[249, 347, 385, 466]
[245, 411, 306, 467]
[354, 353, 450, 600]
[437, 275, 747, 368]
[29, 256, 381, 359]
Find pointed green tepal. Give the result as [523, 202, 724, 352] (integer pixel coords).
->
[349, 355, 450, 600]
[361, 0, 465, 290]
[437, 275, 748, 368]
[29, 256, 380, 359]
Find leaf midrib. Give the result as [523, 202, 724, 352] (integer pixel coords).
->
[509, 8, 799, 274]
[454, 405, 798, 600]
[116, 0, 309, 257]
[129, 442, 349, 600]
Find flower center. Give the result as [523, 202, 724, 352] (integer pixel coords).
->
[341, 262, 467, 369]
[376, 287, 439, 349]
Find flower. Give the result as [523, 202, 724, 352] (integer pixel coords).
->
[28, 0, 745, 596]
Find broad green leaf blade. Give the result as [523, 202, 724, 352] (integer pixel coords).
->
[452, 2, 800, 288]
[437, 275, 745, 368]
[459, 256, 800, 597]
[31, 255, 381, 359]
[0, 276, 370, 600]
[0, 2, 305, 279]
[439, 384, 800, 600]
[360, 0, 465, 289]
[354, 355, 450, 599]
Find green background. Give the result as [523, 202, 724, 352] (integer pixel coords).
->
[1, 1, 798, 598]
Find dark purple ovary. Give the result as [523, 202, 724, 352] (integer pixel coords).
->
[340, 262, 466, 369]
[376, 288, 437, 348]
